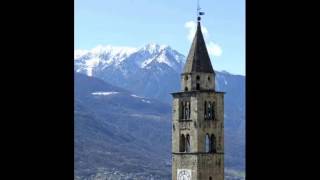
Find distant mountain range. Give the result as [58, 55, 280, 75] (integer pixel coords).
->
[75, 73, 172, 179]
[74, 44, 245, 180]
[75, 43, 184, 103]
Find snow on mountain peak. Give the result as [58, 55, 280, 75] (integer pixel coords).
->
[75, 45, 139, 76]
[74, 43, 185, 76]
[141, 43, 170, 54]
[74, 49, 89, 59]
[137, 43, 185, 70]
[75, 45, 138, 61]
[91, 45, 138, 56]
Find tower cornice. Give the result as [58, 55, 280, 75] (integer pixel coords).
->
[171, 90, 225, 97]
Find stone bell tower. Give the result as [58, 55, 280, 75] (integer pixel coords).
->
[171, 16, 225, 180]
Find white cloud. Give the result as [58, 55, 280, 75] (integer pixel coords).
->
[184, 20, 222, 57]
[207, 42, 222, 57]
[185, 21, 208, 42]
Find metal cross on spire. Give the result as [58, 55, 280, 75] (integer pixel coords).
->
[197, 0, 205, 22]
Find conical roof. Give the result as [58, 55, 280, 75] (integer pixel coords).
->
[183, 21, 214, 74]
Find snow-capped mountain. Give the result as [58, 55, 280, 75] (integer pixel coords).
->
[75, 45, 138, 76]
[74, 43, 245, 148]
[75, 43, 185, 102]
[75, 43, 185, 77]
[74, 44, 245, 178]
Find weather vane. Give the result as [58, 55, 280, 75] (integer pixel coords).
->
[197, 0, 205, 22]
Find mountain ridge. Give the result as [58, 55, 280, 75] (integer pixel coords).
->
[74, 43, 245, 179]
[74, 43, 243, 104]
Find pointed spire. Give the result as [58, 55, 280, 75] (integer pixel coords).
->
[183, 21, 214, 74]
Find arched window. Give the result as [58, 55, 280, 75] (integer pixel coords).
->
[181, 101, 185, 119]
[196, 83, 200, 90]
[205, 102, 215, 120]
[185, 102, 189, 119]
[186, 134, 191, 152]
[209, 177, 212, 180]
[205, 134, 210, 153]
[181, 101, 191, 120]
[188, 102, 191, 119]
[180, 134, 185, 152]
[186, 102, 189, 119]
[185, 86, 188, 91]
[212, 102, 215, 120]
[207, 102, 212, 119]
[196, 75, 200, 80]
[210, 134, 216, 153]
[204, 101, 207, 119]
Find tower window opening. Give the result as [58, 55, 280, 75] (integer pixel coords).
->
[181, 102, 185, 119]
[205, 134, 210, 153]
[196, 83, 200, 90]
[209, 177, 212, 180]
[204, 101, 207, 119]
[188, 102, 191, 119]
[208, 76, 211, 81]
[207, 102, 212, 119]
[185, 102, 190, 120]
[210, 134, 216, 153]
[181, 101, 191, 120]
[205, 134, 216, 153]
[212, 102, 215, 120]
[186, 134, 191, 152]
[205, 101, 215, 120]
[180, 134, 186, 152]
[185, 87, 188, 91]
[185, 75, 188, 80]
[196, 75, 200, 80]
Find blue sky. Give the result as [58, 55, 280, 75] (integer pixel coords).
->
[75, 0, 245, 75]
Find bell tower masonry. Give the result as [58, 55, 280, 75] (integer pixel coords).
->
[171, 14, 225, 180]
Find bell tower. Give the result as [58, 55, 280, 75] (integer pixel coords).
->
[171, 12, 225, 180]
